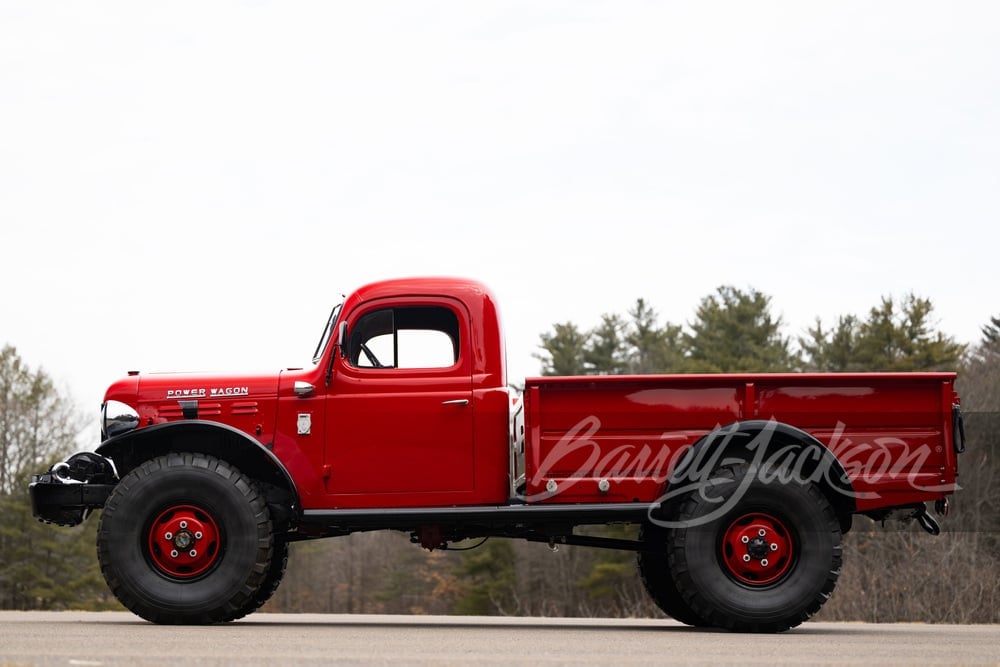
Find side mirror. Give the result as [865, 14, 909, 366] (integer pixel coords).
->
[326, 321, 349, 386]
[337, 321, 348, 358]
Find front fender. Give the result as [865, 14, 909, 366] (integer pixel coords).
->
[97, 420, 301, 517]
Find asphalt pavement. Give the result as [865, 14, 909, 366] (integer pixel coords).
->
[0, 611, 997, 666]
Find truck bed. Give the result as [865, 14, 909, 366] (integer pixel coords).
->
[522, 372, 959, 512]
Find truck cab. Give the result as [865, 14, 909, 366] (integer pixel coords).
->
[302, 277, 511, 506]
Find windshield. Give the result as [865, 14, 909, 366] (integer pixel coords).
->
[311, 302, 343, 364]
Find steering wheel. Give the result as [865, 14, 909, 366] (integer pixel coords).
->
[359, 343, 384, 368]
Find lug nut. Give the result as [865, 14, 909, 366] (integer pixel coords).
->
[189, 550, 198, 558]
[194, 531, 203, 540]
[743, 554, 751, 562]
[770, 543, 778, 551]
[741, 535, 749, 543]
[758, 528, 766, 537]
[164, 532, 173, 540]
[761, 558, 769, 567]
[179, 521, 188, 529]
[170, 550, 179, 558]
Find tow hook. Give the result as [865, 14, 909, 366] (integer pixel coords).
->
[55, 452, 117, 485]
[935, 497, 950, 517]
[916, 505, 941, 536]
[51, 461, 83, 484]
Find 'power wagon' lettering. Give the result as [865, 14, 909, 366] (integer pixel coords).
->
[211, 386, 250, 397]
[166, 387, 249, 399]
[166, 388, 206, 398]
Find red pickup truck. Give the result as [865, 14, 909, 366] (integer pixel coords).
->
[30, 277, 964, 632]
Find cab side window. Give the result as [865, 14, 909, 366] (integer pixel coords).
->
[348, 306, 460, 369]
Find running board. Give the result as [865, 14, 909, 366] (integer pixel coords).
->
[301, 502, 654, 532]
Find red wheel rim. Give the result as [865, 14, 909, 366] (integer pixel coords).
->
[720, 512, 794, 586]
[147, 504, 221, 579]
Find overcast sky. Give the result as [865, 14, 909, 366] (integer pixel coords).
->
[2, 1, 998, 440]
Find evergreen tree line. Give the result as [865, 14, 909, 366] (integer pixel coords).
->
[535, 287, 966, 376]
[1, 293, 997, 622]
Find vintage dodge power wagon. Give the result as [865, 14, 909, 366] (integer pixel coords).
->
[30, 277, 965, 631]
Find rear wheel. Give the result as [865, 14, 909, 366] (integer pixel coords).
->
[97, 453, 274, 624]
[637, 523, 707, 627]
[667, 462, 842, 632]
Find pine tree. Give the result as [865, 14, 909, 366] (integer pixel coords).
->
[623, 299, 685, 373]
[980, 315, 1000, 355]
[800, 315, 862, 371]
[684, 286, 796, 371]
[535, 323, 590, 376]
[584, 314, 628, 375]
[803, 295, 964, 371]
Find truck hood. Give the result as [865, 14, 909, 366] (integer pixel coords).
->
[102, 371, 283, 436]
[138, 371, 280, 402]
[105, 371, 281, 404]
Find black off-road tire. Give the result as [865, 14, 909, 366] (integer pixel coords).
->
[667, 462, 842, 633]
[637, 523, 708, 627]
[230, 537, 289, 620]
[97, 453, 274, 624]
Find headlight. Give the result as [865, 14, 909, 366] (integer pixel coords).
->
[102, 401, 140, 439]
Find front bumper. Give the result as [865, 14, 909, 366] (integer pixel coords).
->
[28, 452, 118, 526]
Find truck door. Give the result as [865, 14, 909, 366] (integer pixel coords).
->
[326, 299, 474, 499]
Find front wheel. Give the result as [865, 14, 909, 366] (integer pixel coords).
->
[230, 537, 289, 619]
[97, 453, 274, 624]
[667, 462, 842, 632]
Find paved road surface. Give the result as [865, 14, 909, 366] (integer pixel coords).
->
[1, 612, 998, 666]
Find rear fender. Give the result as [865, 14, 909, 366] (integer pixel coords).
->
[666, 419, 856, 527]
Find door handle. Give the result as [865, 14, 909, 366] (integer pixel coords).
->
[442, 399, 469, 406]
